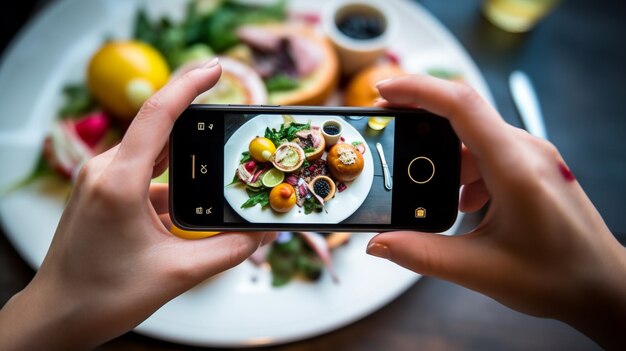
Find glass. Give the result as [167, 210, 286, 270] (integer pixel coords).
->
[367, 116, 392, 130]
[483, 0, 559, 33]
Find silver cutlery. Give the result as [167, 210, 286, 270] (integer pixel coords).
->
[509, 70, 548, 139]
[375, 142, 392, 190]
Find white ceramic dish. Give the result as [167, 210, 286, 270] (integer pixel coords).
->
[0, 0, 493, 347]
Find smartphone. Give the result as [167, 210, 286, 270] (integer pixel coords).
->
[169, 105, 460, 232]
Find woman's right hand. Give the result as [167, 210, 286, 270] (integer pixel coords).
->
[367, 75, 626, 349]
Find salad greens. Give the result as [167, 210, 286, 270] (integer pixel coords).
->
[265, 74, 299, 92]
[426, 68, 462, 81]
[230, 119, 318, 212]
[264, 121, 311, 147]
[267, 234, 323, 287]
[58, 83, 97, 118]
[239, 151, 251, 163]
[303, 196, 323, 214]
[241, 189, 270, 209]
[134, 0, 287, 68]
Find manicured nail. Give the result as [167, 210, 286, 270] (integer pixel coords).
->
[558, 162, 575, 182]
[204, 57, 220, 69]
[366, 242, 391, 260]
[376, 78, 393, 88]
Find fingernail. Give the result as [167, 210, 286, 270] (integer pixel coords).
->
[204, 57, 220, 69]
[558, 162, 576, 182]
[366, 242, 391, 260]
[376, 78, 393, 88]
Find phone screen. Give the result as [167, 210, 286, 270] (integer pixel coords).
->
[170, 105, 460, 232]
[223, 113, 394, 225]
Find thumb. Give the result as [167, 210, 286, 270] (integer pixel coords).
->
[367, 231, 496, 283]
[175, 232, 270, 281]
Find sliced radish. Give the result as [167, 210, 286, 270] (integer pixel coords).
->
[73, 111, 110, 148]
[44, 120, 94, 180]
[355, 143, 366, 154]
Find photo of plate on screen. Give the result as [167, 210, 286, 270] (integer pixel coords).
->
[223, 114, 377, 224]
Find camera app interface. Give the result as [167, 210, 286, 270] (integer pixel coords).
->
[223, 114, 395, 225]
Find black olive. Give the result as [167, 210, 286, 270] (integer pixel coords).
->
[314, 179, 331, 198]
[323, 125, 340, 135]
[337, 13, 384, 40]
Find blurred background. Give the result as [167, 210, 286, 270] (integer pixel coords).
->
[1, 0, 625, 350]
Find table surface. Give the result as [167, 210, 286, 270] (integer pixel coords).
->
[1, 0, 624, 350]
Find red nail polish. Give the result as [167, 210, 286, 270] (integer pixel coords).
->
[558, 162, 575, 182]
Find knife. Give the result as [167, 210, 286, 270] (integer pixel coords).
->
[509, 70, 548, 139]
[375, 142, 392, 191]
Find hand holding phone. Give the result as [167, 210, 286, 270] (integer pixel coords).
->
[169, 105, 460, 232]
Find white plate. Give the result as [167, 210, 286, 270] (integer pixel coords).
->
[0, 0, 493, 347]
[224, 115, 374, 224]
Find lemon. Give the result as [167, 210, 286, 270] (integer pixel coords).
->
[170, 226, 219, 240]
[249, 137, 276, 162]
[261, 168, 285, 188]
[87, 41, 170, 120]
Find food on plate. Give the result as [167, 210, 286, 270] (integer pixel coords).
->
[133, 0, 287, 67]
[269, 183, 297, 213]
[309, 175, 336, 202]
[336, 10, 385, 40]
[426, 67, 465, 82]
[261, 168, 284, 188]
[249, 136, 276, 162]
[235, 158, 261, 186]
[344, 63, 406, 106]
[228, 116, 366, 216]
[192, 57, 268, 104]
[291, 128, 325, 161]
[325, 232, 351, 250]
[171, 43, 214, 69]
[29, 0, 363, 290]
[87, 41, 170, 120]
[295, 158, 329, 184]
[42, 112, 112, 179]
[352, 140, 367, 155]
[323, 124, 340, 135]
[258, 231, 351, 287]
[271, 142, 305, 172]
[326, 143, 364, 182]
[237, 24, 339, 105]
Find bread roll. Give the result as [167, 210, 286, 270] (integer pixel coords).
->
[327, 143, 364, 182]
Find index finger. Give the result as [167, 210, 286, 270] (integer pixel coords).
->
[376, 75, 516, 163]
[115, 58, 222, 178]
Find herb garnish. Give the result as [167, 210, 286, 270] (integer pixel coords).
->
[241, 189, 270, 209]
[264, 121, 310, 147]
[267, 234, 323, 287]
[303, 197, 324, 214]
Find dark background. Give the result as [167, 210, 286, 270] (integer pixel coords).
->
[1, 0, 625, 350]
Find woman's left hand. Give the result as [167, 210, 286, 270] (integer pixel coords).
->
[0, 59, 273, 350]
